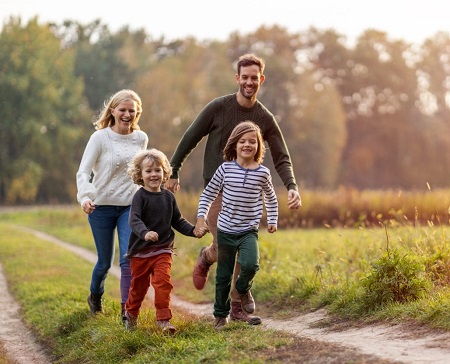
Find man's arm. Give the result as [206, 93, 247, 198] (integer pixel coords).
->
[264, 115, 301, 209]
[166, 100, 219, 194]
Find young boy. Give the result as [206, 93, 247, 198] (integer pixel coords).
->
[124, 148, 207, 333]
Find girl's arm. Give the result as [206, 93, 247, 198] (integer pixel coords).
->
[197, 165, 224, 218]
[263, 173, 278, 229]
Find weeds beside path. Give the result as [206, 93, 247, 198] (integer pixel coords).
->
[2, 226, 450, 363]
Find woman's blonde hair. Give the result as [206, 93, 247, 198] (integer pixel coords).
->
[128, 149, 172, 186]
[223, 120, 265, 164]
[94, 89, 143, 131]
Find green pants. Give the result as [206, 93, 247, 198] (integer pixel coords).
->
[214, 229, 260, 318]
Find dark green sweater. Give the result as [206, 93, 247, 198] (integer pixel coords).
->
[170, 93, 298, 191]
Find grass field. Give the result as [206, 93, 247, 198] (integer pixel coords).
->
[1, 205, 450, 363]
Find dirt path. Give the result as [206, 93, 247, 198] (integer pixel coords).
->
[0, 263, 51, 364]
[2, 226, 450, 363]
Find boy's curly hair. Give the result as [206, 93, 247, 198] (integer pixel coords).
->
[128, 149, 172, 186]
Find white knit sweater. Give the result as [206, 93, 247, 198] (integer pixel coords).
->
[76, 127, 148, 206]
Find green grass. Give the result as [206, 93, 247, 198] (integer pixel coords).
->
[0, 221, 295, 364]
[1, 205, 450, 362]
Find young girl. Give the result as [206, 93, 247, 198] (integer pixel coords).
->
[124, 148, 206, 333]
[195, 121, 278, 331]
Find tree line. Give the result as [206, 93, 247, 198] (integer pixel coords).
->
[1, 17, 449, 204]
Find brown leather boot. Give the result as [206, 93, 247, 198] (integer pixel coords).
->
[240, 291, 256, 313]
[156, 320, 177, 334]
[214, 316, 228, 331]
[230, 301, 261, 325]
[193, 247, 212, 290]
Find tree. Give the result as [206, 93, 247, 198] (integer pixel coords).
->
[292, 72, 347, 188]
[53, 20, 135, 112]
[0, 17, 89, 203]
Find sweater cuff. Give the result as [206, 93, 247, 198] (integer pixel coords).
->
[287, 183, 298, 192]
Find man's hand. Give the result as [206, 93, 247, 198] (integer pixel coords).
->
[287, 190, 302, 209]
[165, 178, 180, 193]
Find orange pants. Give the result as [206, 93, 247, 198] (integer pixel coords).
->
[125, 253, 173, 321]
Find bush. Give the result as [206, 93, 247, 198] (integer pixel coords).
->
[361, 248, 430, 307]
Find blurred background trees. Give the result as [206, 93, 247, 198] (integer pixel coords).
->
[1, 16, 450, 204]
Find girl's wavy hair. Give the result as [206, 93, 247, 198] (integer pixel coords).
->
[94, 89, 143, 131]
[128, 149, 172, 186]
[223, 120, 265, 164]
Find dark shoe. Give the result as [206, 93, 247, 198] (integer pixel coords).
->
[156, 320, 177, 334]
[125, 311, 137, 331]
[213, 316, 228, 331]
[240, 291, 255, 314]
[87, 293, 102, 316]
[193, 247, 212, 290]
[230, 302, 261, 325]
[121, 303, 126, 324]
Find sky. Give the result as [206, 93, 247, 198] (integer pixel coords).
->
[1, 0, 449, 45]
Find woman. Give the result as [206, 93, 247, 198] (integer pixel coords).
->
[76, 89, 148, 321]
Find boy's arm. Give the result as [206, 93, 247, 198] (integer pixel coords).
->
[129, 192, 152, 240]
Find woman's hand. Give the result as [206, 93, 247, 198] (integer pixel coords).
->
[82, 200, 95, 215]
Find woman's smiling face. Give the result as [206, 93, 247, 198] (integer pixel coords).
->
[111, 99, 137, 134]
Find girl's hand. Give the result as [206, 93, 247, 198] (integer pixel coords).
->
[145, 231, 158, 242]
[267, 224, 277, 233]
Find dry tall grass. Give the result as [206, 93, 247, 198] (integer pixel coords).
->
[174, 187, 450, 229]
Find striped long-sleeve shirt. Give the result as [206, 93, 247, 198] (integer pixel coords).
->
[197, 161, 278, 234]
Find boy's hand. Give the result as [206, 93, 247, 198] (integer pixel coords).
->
[145, 231, 158, 242]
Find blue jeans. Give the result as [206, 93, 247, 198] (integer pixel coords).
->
[88, 205, 132, 304]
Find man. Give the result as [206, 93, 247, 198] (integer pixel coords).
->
[166, 53, 301, 324]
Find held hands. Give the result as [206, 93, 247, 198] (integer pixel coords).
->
[267, 224, 277, 233]
[145, 231, 159, 242]
[165, 178, 180, 193]
[287, 190, 302, 210]
[194, 217, 209, 238]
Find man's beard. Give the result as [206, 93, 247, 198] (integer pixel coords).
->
[240, 85, 257, 99]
